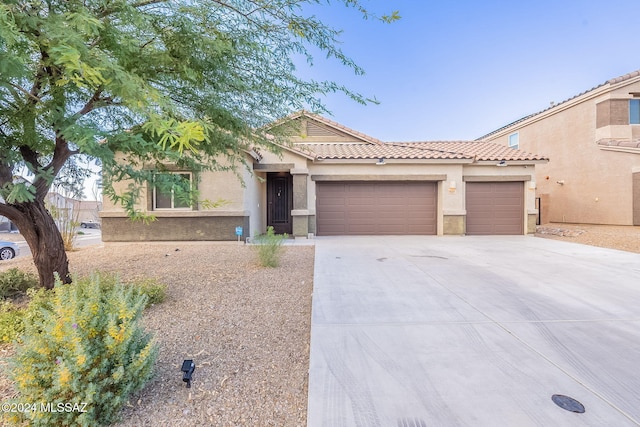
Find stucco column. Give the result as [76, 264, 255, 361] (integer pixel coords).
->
[291, 168, 309, 237]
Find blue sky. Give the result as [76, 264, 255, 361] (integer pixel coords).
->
[296, 0, 640, 141]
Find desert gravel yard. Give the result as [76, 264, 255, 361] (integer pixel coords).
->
[0, 242, 314, 427]
[535, 223, 640, 253]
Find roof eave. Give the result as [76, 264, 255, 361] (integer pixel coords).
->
[313, 158, 475, 164]
[474, 159, 549, 165]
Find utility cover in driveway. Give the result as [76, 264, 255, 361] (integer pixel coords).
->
[315, 181, 437, 235]
[466, 181, 524, 235]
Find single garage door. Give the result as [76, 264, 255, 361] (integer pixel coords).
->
[316, 181, 437, 236]
[466, 181, 523, 235]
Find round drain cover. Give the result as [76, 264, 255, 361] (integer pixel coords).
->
[552, 394, 585, 413]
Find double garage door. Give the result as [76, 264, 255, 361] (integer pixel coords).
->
[316, 180, 524, 236]
[316, 181, 437, 236]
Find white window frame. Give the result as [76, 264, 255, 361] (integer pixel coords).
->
[508, 132, 519, 149]
[153, 172, 193, 210]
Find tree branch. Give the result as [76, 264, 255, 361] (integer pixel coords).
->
[0, 202, 22, 223]
[34, 137, 73, 200]
[76, 87, 104, 116]
[19, 145, 42, 173]
[8, 82, 42, 103]
[99, 0, 168, 17]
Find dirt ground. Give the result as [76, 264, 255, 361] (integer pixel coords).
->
[0, 242, 314, 427]
[535, 223, 640, 253]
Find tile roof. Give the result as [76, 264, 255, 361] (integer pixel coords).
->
[395, 142, 548, 161]
[291, 141, 548, 162]
[294, 142, 470, 160]
[271, 110, 383, 145]
[477, 69, 640, 140]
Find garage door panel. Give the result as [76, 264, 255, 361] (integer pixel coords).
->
[466, 182, 523, 235]
[316, 181, 437, 235]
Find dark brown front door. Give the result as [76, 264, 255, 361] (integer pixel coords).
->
[267, 173, 293, 234]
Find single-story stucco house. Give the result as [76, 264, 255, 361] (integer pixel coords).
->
[100, 112, 548, 241]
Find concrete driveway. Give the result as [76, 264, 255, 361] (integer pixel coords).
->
[307, 236, 640, 426]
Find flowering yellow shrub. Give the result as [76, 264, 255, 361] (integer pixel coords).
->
[6, 275, 158, 426]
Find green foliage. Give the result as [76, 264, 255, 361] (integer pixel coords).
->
[6, 275, 158, 426]
[0, 273, 165, 345]
[0, 0, 398, 288]
[130, 277, 167, 307]
[0, 300, 26, 343]
[254, 226, 287, 268]
[0, 0, 398, 213]
[91, 273, 167, 308]
[0, 268, 39, 299]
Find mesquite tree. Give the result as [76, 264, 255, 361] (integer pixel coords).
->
[0, 1, 398, 289]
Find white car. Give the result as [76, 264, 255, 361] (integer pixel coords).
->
[0, 241, 19, 260]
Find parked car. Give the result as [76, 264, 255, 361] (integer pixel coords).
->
[80, 220, 100, 229]
[0, 241, 19, 260]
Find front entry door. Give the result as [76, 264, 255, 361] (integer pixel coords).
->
[267, 173, 293, 234]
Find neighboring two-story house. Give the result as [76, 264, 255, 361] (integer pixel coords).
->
[101, 112, 547, 241]
[479, 70, 640, 226]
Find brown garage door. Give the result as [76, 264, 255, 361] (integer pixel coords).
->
[316, 181, 437, 236]
[466, 182, 523, 235]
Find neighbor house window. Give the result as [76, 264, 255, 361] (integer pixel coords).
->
[153, 172, 192, 209]
[508, 132, 519, 149]
[630, 99, 640, 124]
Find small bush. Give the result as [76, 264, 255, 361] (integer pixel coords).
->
[6, 275, 158, 427]
[253, 226, 287, 267]
[129, 277, 167, 307]
[0, 300, 26, 343]
[0, 268, 39, 299]
[75, 272, 167, 308]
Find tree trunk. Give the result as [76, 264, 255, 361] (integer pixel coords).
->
[11, 200, 71, 290]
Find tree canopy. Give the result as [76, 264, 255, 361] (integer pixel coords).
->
[0, 0, 398, 288]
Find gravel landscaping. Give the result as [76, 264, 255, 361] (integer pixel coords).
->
[0, 241, 314, 427]
[535, 223, 640, 253]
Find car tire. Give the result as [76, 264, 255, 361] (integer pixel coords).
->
[0, 248, 15, 260]
[81, 223, 87, 228]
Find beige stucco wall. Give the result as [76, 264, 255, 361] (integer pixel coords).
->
[483, 78, 640, 225]
[101, 154, 256, 240]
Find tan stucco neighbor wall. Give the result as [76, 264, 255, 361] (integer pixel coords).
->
[482, 76, 640, 225]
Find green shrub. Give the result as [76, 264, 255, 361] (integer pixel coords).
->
[129, 277, 167, 307]
[253, 226, 287, 267]
[0, 300, 26, 343]
[0, 268, 39, 299]
[6, 275, 158, 427]
[72, 272, 167, 308]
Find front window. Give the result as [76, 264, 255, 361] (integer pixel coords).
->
[153, 172, 192, 210]
[508, 132, 519, 149]
[630, 99, 640, 124]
